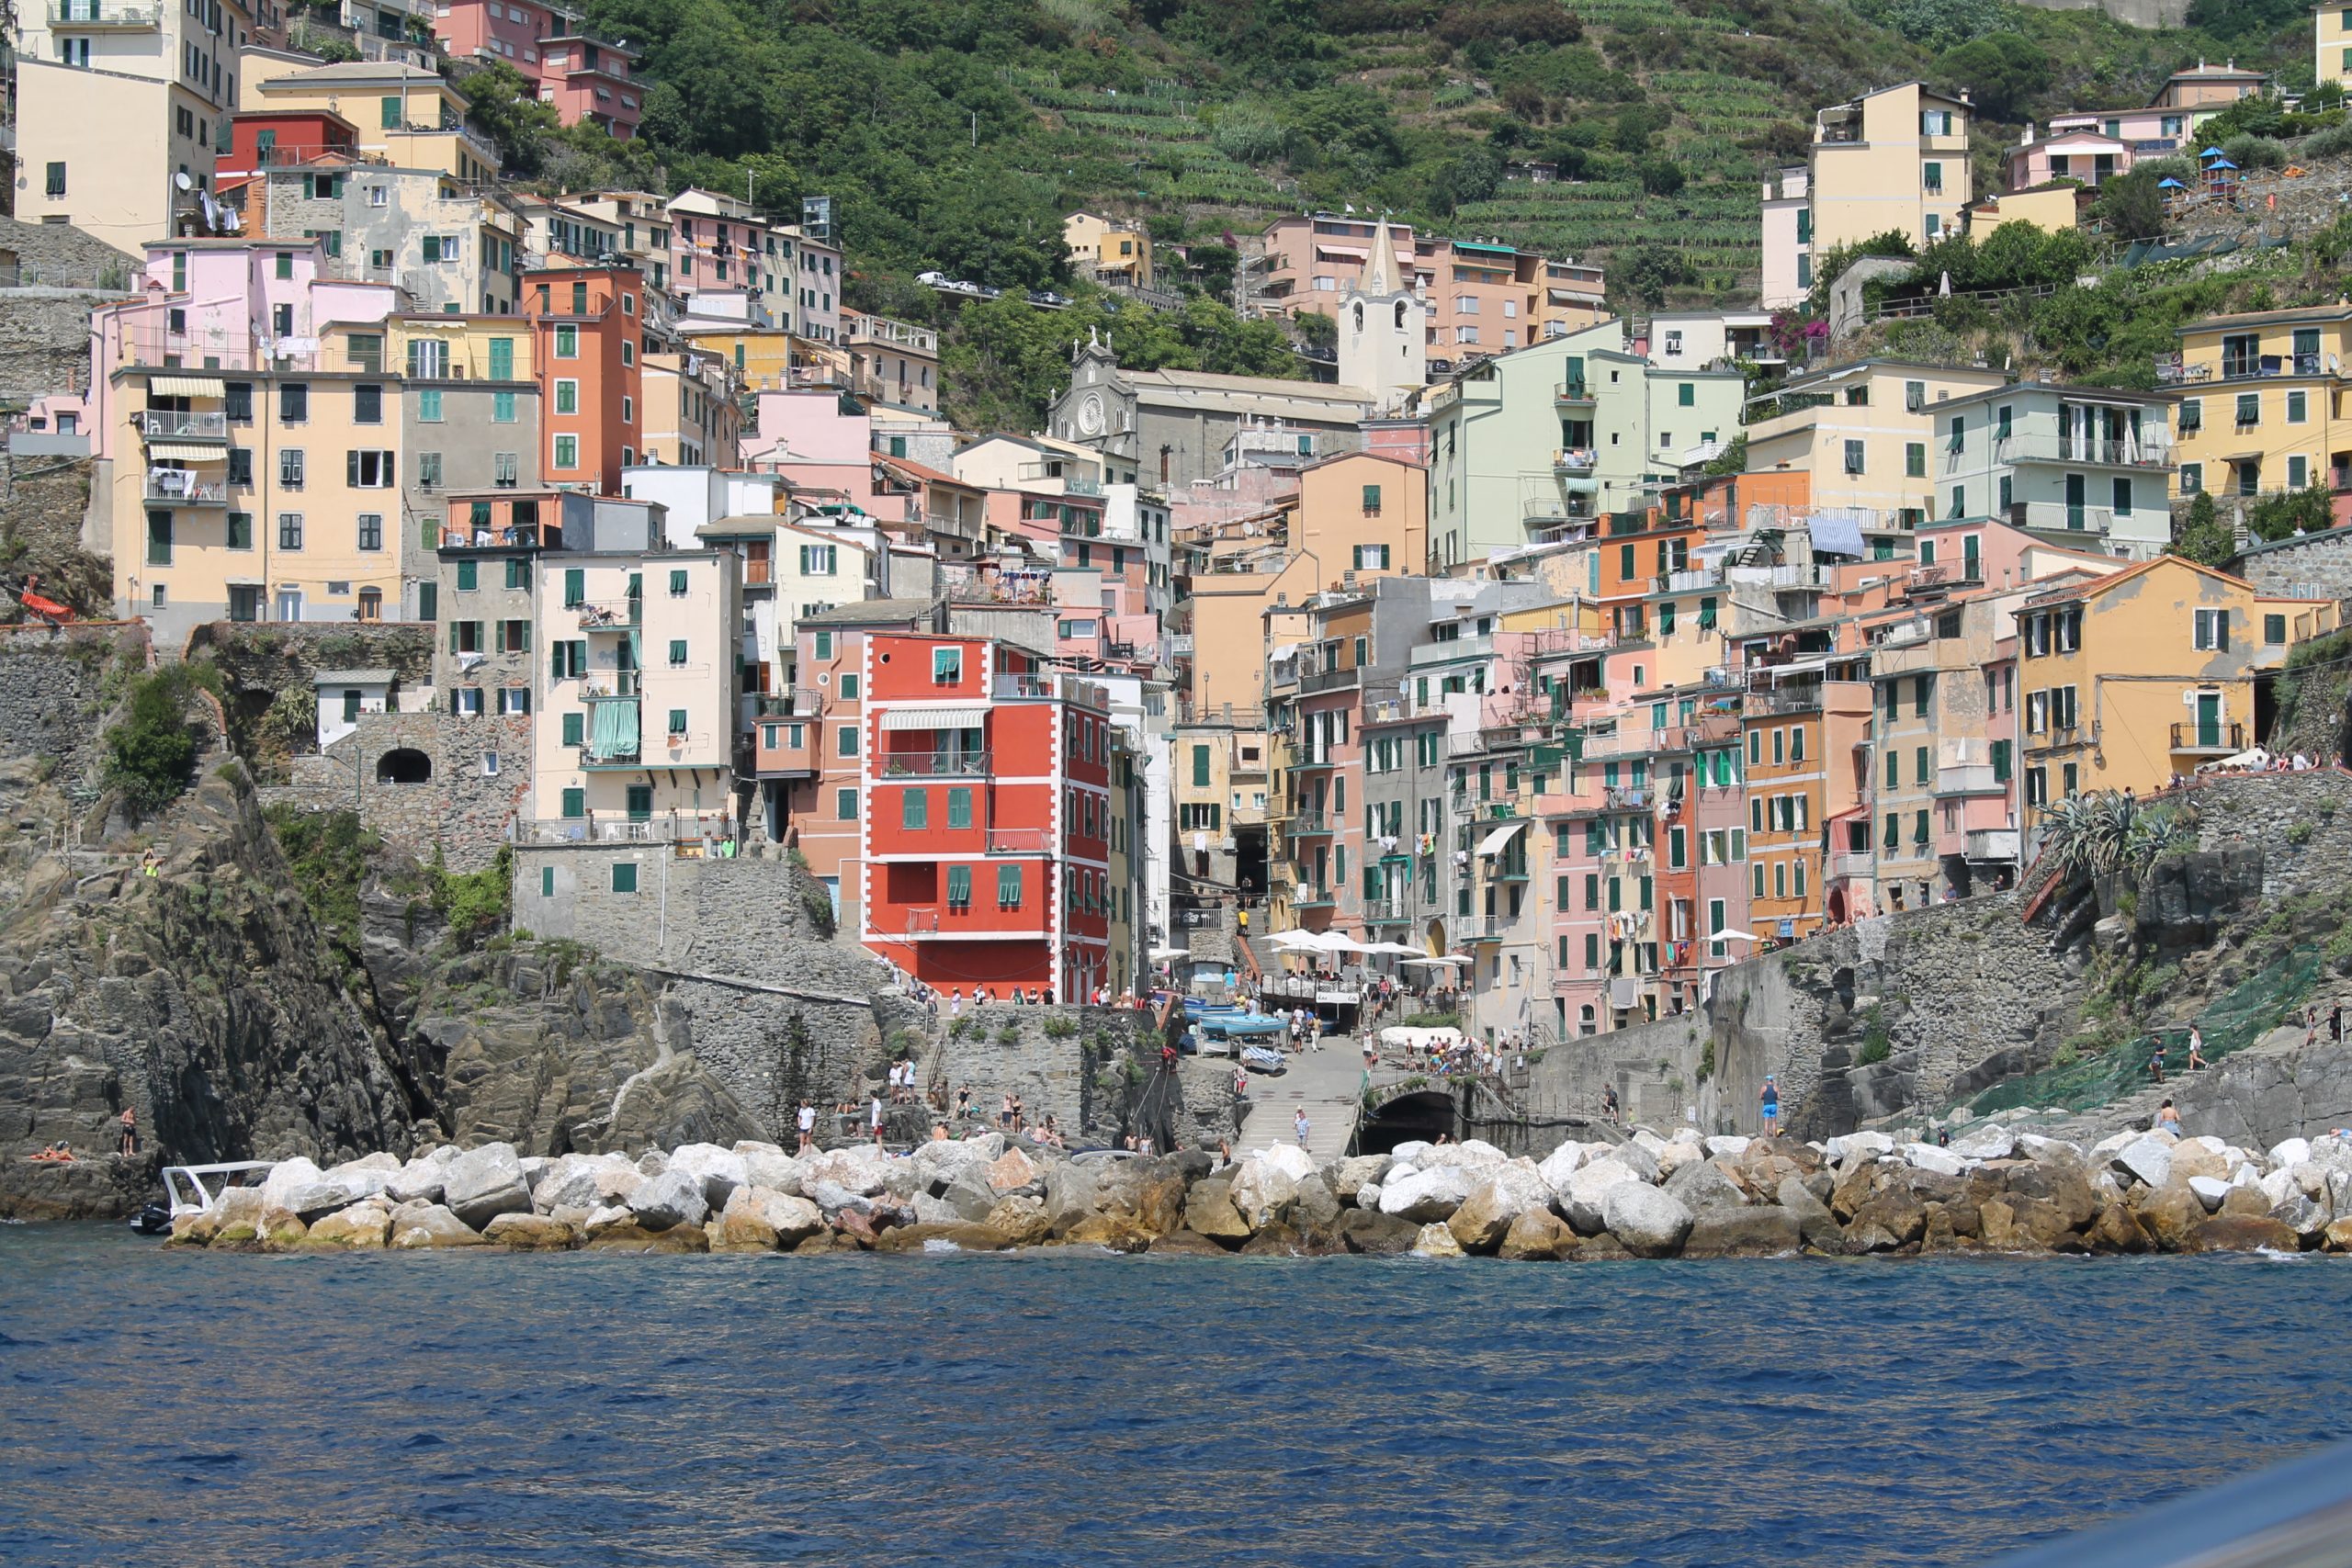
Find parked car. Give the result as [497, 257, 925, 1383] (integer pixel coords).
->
[916, 270, 950, 287]
[1028, 289, 1072, 309]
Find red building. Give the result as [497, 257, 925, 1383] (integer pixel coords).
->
[216, 109, 361, 198]
[860, 634, 1113, 998]
[523, 265, 644, 493]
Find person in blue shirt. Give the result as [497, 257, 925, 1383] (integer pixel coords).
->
[1759, 1076, 1781, 1136]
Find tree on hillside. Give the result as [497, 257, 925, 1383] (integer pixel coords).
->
[2170, 491, 2233, 568]
[458, 62, 563, 175]
[2093, 170, 2168, 243]
[1622, 243, 1690, 308]
[1429, 147, 1502, 215]
[1934, 33, 2049, 121]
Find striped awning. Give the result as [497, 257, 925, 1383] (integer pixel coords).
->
[144, 443, 225, 461]
[148, 376, 224, 397]
[881, 706, 986, 729]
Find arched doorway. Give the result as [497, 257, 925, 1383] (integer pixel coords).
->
[376, 748, 432, 784]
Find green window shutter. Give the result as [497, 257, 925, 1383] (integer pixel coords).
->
[456, 559, 476, 591]
[668, 708, 687, 736]
[1192, 744, 1210, 786]
[562, 712, 583, 747]
[669, 638, 687, 666]
[997, 863, 1022, 907]
[946, 865, 972, 905]
[612, 863, 638, 894]
[540, 866, 553, 897]
[903, 788, 927, 829]
[418, 582, 437, 622]
[506, 558, 526, 590]
[564, 569, 584, 606]
[515, 623, 529, 652]
[1729, 829, 1746, 860]
[947, 787, 972, 829]
[448, 620, 460, 654]
[560, 787, 585, 819]
[1638, 875, 1653, 910]
[670, 570, 688, 595]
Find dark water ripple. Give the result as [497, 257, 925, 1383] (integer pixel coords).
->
[1, 1231, 2349, 1567]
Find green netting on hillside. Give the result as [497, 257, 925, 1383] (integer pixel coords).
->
[1961, 942, 2327, 1118]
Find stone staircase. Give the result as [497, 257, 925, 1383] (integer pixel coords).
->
[1233, 1044, 1362, 1161]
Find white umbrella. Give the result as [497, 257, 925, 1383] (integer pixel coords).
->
[1368, 942, 1427, 956]
[1403, 954, 1471, 967]
[1709, 928, 1759, 943]
[1148, 946, 1189, 961]
[1938, 270, 1951, 297]
[1265, 931, 1324, 950]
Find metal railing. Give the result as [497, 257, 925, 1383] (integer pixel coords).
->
[49, 0, 160, 23]
[1555, 379, 1592, 402]
[2170, 721, 2245, 753]
[1299, 665, 1360, 694]
[575, 598, 641, 628]
[143, 478, 226, 504]
[510, 809, 735, 846]
[1285, 812, 1330, 835]
[752, 688, 820, 717]
[1362, 898, 1411, 922]
[986, 827, 1052, 854]
[137, 410, 225, 439]
[876, 749, 991, 778]
[1995, 434, 2172, 469]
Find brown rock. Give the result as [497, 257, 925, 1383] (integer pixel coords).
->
[794, 1231, 847, 1254]
[2002, 1161, 2098, 1232]
[1183, 1179, 1251, 1241]
[1060, 1213, 1156, 1251]
[1920, 1203, 1959, 1254]
[1445, 1179, 1525, 1255]
[1497, 1207, 1578, 1261]
[585, 1222, 709, 1253]
[2166, 1141, 2227, 1184]
[2324, 1217, 2352, 1252]
[1574, 1233, 1635, 1261]
[1239, 1222, 1305, 1257]
[1978, 1199, 2018, 1250]
[876, 1223, 1013, 1252]
[2086, 1202, 2152, 1255]
[1339, 1208, 1420, 1256]
[1844, 1189, 1927, 1252]
[2135, 1183, 2208, 1252]
[984, 1194, 1055, 1247]
[2006, 1195, 2081, 1251]
[1683, 1205, 1804, 1258]
[1829, 1158, 1883, 1222]
[835, 1208, 879, 1247]
[984, 1147, 1040, 1193]
[2219, 1184, 2271, 1219]
[301, 1204, 393, 1250]
[483, 1213, 580, 1251]
[2192, 1214, 2301, 1253]
[1939, 1197, 1983, 1239]
[1147, 1229, 1231, 1256]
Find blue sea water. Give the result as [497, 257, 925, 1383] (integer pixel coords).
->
[2, 1228, 2348, 1568]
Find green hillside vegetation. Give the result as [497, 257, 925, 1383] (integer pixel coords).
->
[447, 1, 2315, 428]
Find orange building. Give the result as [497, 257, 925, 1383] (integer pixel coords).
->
[524, 265, 645, 492]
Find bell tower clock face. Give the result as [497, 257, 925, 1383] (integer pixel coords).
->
[1078, 391, 1105, 436]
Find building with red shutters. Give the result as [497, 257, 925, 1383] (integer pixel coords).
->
[859, 633, 1114, 998]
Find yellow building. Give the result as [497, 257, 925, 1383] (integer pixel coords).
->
[1808, 82, 1974, 254]
[249, 62, 503, 186]
[1746, 359, 2009, 525]
[2169, 304, 2352, 503]
[530, 550, 742, 826]
[641, 350, 743, 468]
[2014, 555, 2336, 819]
[1063, 211, 1154, 288]
[1966, 188, 2080, 239]
[111, 317, 407, 641]
[2324, 11, 2352, 91]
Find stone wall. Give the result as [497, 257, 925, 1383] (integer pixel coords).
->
[2183, 769, 2352, 899]
[1517, 1009, 1714, 1134]
[0, 218, 139, 288]
[266, 708, 532, 872]
[0, 288, 129, 404]
[0, 629, 134, 793]
[2235, 521, 2352, 604]
[933, 1002, 1173, 1144]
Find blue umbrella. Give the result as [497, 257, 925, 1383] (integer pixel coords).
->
[2158, 177, 2187, 188]
[2209, 158, 2239, 171]
[2201, 145, 2228, 159]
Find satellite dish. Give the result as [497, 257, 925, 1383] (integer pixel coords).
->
[175, 173, 194, 191]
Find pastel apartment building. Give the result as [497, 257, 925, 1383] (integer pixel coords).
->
[2167, 305, 2352, 515]
[1064, 211, 1154, 288]
[17, 0, 254, 252]
[1762, 83, 1972, 312]
[89, 237, 406, 642]
[523, 265, 645, 493]
[430, 0, 643, 137]
[1931, 382, 2175, 556]
[245, 60, 503, 186]
[1258, 214, 1608, 352]
[1745, 359, 2009, 527]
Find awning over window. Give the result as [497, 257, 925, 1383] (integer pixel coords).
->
[143, 443, 225, 461]
[148, 376, 224, 397]
[1475, 819, 1528, 856]
[1315, 244, 1369, 261]
[1807, 511, 1866, 558]
[881, 706, 986, 729]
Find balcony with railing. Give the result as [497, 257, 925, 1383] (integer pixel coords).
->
[1292, 886, 1336, 908]
[1363, 897, 1411, 923]
[1750, 683, 1823, 716]
[575, 597, 641, 630]
[985, 827, 1053, 855]
[510, 809, 736, 848]
[1830, 850, 1876, 881]
[1555, 378, 1593, 405]
[2213, 350, 2324, 383]
[1285, 812, 1330, 836]
[1299, 664, 1360, 694]
[143, 473, 226, 505]
[1554, 446, 1597, 475]
[1935, 762, 2003, 795]
[49, 0, 160, 25]
[876, 748, 990, 778]
[137, 409, 226, 441]
[1996, 433, 2172, 469]
[2170, 720, 2245, 755]
[752, 687, 820, 718]
[1964, 827, 2020, 862]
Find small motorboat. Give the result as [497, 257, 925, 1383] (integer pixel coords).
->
[134, 1160, 274, 1236]
[1240, 1045, 1288, 1077]
[128, 1203, 173, 1235]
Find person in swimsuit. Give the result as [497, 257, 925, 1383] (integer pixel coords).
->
[1759, 1076, 1780, 1136]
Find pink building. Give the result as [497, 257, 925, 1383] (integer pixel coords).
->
[743, 389, 911, 523]
[2007, 107, 2188, 191]
[1258, 214, 1607, 355]
[430, 0, 642, 139]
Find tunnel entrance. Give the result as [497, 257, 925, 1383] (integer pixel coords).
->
[1355, 1088, 1459, 1155]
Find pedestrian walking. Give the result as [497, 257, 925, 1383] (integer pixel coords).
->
[1295, 1108, 1311, 1148]
[956, 1083, 972, 1121]
[869, 1093, 887, 1145]
[796, 1099, 817, 1154]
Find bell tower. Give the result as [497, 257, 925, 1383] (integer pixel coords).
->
[1338, 214, 1427, 414]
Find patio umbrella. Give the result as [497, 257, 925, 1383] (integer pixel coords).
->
[1368, 942, 1428, 956]
[2200, 146, 2227, 159]
[2208, 159, 2238, 172]
[1709, 927, 1760, 942]
[2157, 178, 2186, 189]
[1148, 946, 1190, 961]
[1265, 931, 1324, 950]
[1402, 954, 1472, 967]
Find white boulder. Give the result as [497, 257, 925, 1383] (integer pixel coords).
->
[1902, 1143, 1969, 1178]
[440, 1142, 534, 1230]
[799, 1144, 894, 1197]
[1601, 1181, 1694, 1257]
[2269, 1137, 2313, 1170]
[667, 1143, 751, 1210]
[2188, 1175, 2232, 1213]
[1558, 1158, 1641, 1233]
[1536, 1141, 1592, 1192]
[1704, 1135, 1752, 1159]
[1377, 1164, 1477, 1223]
[259, 1157, 325, 1214]
[2109, 1134, 2174, 1190]
[626, 1168, 709, 1232]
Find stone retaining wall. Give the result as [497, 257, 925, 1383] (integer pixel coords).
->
[263, 709, 530, 872]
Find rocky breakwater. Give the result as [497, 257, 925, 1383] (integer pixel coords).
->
[161, 1122, 2352, 1259]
